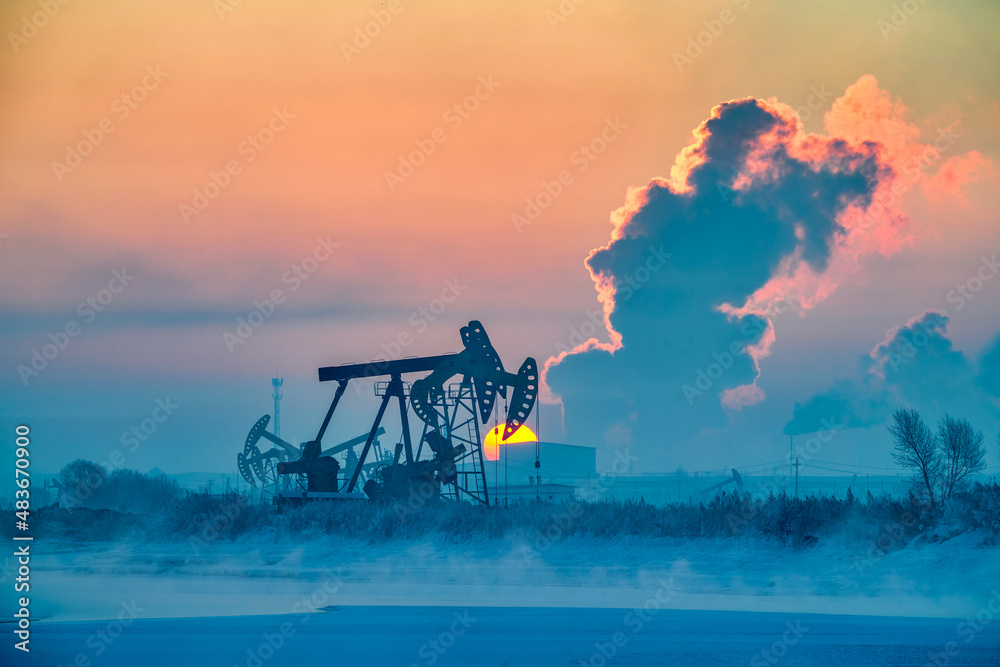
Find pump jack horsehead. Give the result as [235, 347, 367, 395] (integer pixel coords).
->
[268, 320, 537, 506]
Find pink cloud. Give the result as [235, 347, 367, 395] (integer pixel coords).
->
[544, 75, 992, 415]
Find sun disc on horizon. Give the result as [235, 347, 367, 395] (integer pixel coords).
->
[483, 423, 537, 461]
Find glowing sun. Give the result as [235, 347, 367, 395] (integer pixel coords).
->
[483, 423, 537, 461]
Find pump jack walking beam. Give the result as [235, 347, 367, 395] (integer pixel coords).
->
[314, 379, 348, 445]
[318, 355, 456, 383]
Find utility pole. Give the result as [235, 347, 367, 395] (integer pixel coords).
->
[794, 459, 800, 498]
[535, 401, 540, 502]
[789, 434, 793, 479]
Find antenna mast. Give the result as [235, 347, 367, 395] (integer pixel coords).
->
[272, 373, 284, 439]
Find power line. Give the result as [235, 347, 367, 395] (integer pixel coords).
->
[803, 458, 900, 472]
[801, 462, 904, 476]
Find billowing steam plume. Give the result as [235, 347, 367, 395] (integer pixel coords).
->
[544, 76, 989, 461]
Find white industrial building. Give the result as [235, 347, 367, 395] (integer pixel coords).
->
[484, 440, 596, 503]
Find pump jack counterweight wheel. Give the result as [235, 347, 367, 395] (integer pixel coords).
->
[237, 412, 382, 500]
[237, 452, 256, 487]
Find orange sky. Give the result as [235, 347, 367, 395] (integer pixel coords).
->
[2, 0, 998, 472]
[3, 1, 997, 320]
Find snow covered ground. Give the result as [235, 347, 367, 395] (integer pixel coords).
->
[20, 531, 1000, 619]
[4, 532, 999, 665]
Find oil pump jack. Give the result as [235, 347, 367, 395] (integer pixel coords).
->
[237, 413, 386, 497]
[695, 468, 745, 501]
[272, 320, 537, 506]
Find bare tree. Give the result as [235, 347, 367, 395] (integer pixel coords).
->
[887, 408, 940, 509]
[58, 459, 109, 508]
[937, 415, 986, 500]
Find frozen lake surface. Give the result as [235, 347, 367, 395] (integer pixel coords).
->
[8, 606, 1000, 666]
